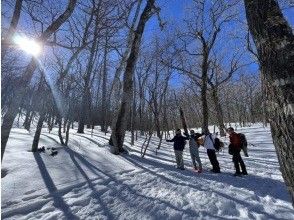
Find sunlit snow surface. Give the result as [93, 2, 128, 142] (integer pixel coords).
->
[2, 123, 294, 220]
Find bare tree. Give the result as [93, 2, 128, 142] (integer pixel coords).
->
[110, 0, 157, 154]
[207, 52, 246, 136]
[1, 0, 77, 162]
[165, 0, 239, 133]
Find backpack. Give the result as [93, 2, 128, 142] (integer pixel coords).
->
[239, 133, 249, 157]
[209, 135, 224, 152]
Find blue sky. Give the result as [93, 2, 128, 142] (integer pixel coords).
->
[2, 0, 293, 89]
[140, 0, 294, 88]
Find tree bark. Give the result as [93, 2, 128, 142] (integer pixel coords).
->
[244, 0, 294, 207]
[212, 86, 226, 136]
[201, 52, 209, 134]
[31, 112, 45, 152]
[109, 0, 156, 153]
[179, 107, 189, 135]
[23, 109, 31, 130]
[58, 118, 65, 146]
[101, 33, 109, 132]
[1, 0, 23, 58]
[78, 7, 100, 133]
[65, 120, 71, 146]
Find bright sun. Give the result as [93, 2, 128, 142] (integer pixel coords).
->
[13, 35, 41, 56]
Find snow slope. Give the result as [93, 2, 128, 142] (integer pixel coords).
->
[1, 125, 294, 220]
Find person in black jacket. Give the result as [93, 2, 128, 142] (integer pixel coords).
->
[166, 129, 189, 170]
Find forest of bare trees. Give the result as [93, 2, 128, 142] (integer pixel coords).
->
[1, 0, 293, 206]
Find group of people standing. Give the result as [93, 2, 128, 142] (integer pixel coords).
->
[166, 127, 247, 176]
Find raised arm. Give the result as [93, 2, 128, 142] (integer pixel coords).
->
[183, 132, 190, 140]
[184, 135, 190, 140]
[166, 137, 175, 142]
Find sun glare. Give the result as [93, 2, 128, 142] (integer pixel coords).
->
[13, 35, 41, 56]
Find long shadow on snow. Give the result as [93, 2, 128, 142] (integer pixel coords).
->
[123, 154, 291, 203]
[63, 147, 115, 219]
[41, 134, 96, 160]
[123, 155, 288, 219]
[62, 147, 224, 219]
[33, 152, 79, 219]
[43, 132, 107, 150]
[74, 133, 104, 147]
[41, 134, 64, 149]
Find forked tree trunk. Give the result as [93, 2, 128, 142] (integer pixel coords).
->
[109, 0, 156, 153]
[244, 0, 294, 207]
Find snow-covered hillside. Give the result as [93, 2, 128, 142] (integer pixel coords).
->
[2, 125, 294, 220]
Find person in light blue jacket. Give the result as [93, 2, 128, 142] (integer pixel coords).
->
[185, 130, 203, 172]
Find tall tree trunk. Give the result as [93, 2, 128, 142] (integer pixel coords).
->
[130, 77, 137, 145]
[244, 0, 294, 207]
[31, 112, 45, 152]
[109, 0, 156, 153]
[1, 0, 23, 58]
[58, 118, 65, 146]
[1, 0, 77, 162]
[78, 3, 101, 133]
[48, 114, 55, 133]
[154, 114, 161, 138]
[179, 107, 189, 135]
[27, 111, 35, 131]
[101, 33, 109, 132]
[201, 53, 209, 134]
[65, 120, 71, 146]
[261, 72, 269, 126]
[108, 0, 143, 103]
[23, 109, 31, 130]
[212, 86, 226, 136]
[78, 40, 99, 132]
[63, 118, 68, 133]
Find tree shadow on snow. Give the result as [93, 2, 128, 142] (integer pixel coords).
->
[33, 152, 79, 219]
[62, 147, 226, 220]
[123, 154, 292, 205]
[74, 133, 104, 147]
[63, 147, 115, 219]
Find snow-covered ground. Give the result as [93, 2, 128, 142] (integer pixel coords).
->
[2, 124, 294, 220]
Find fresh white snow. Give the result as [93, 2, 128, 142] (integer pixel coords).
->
[1, 124, 294, 220]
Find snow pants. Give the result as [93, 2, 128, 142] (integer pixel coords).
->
[190, 146, 202, 169]
[174, 150, 184, 169]
[232, 149, 247, 174]
[207, 149, 220, 172]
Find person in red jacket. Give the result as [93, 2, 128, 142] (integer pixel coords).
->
[227, 127, 248, 176]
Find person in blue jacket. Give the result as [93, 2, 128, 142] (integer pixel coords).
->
[166, 129, 189, 170]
